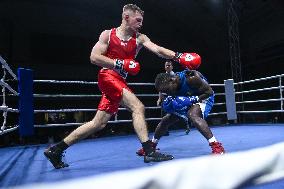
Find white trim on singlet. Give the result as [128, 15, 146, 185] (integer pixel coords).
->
[102, 30, 112, 70]
[107, 29, 111, 46]
[115, 28, 132, 42]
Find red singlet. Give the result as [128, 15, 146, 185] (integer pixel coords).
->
[97, 28, 139, 114]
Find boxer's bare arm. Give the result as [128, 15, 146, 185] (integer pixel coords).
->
[186, 71, 213, 101]
[90, 30, 115, 69]
[137, 33, 175, 59]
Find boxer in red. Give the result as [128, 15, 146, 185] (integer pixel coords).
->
[44, 4, 201, 168]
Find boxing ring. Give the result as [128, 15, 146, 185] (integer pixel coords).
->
[0, 56, 18, 135]
[0, 55, 284, 189]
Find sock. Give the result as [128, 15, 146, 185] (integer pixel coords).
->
[153, 133, 162, 141]
[142, 140, 154, 155]
[151, 137, 159, 144]
[208, 136, 217, 143]
[54, 141, 69, 151]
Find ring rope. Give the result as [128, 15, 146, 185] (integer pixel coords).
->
[0, 105, 19, 113]
[0, 55, 283, 132]
[214, 102, 226, 106]
[214, 93, 225, 96]
[33, 94, 159, 98]
[34, 102, 229, 113]
[1, 111, 7, 130]
[0, 56, 17, 80]
[235, 86, 283, 95]
[0, 56, 18, 132]
[34, 106, 161, 113]
[234, 74, 284, 85]
[236, 98, 283, 104]
[34, 80, 155, 86]
[209, 112, 227, 116]
[34, 76, 284, 128]
[33, 93, 225, 98]
[34, 118, 163, 128]
[34, 80, 98, 85]
[238, 110, 284, 114]
[0, 126, 18, 135]
[279, 76, 283, 111]
[34, 94, 102, 98]
[0, 80, 18, 95]
[34, 79, 225, 87]
[210, 83, 225, 87]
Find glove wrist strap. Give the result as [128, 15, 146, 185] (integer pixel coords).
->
[173, 52, 182, 61]
[114, 59, 124, 70]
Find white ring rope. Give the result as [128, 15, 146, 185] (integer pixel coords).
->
[238, 110, 284, 114]
[34, 80, 98, 85]
[214, 102, 226, 106]
[33, 93, 224, 98]
[280, 76, 283, 111]
[0, 56, 18, 133]
[33, 94, 159, 98]
[34, 79, 225, 87]
[31, 80, 226, 127]
[32, 75, 283, 127]
[34, 118, 163, 128]
[35, 109, 98, 113]
[214, 92, 225, 96]
[3, 75, 284, 130]
[209, 112, 227, 115]
[210, 83, 225, 87]
[34, 94, 102, 98]
[0, 55, 17, 80]
[0, 126, 18, 135]
[232, 74, 284, 114]
[34, 79, 155, 86]
[0, 55, 283, 132]
[236, 98, 283, 104]
[234, 74, 284, 85]
[0, 79, 18, 95]
[0, 105, 19, 113]
[235, 86, 283, 95]
[34, 106, 161, 113]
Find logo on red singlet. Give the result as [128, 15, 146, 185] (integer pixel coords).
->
[121, 41, 127, 46]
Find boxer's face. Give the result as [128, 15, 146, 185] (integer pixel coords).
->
[126, 11, 143, 32]
[162, 76, 179, 96]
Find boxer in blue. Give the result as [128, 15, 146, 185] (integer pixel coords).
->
[137, 69, 225, 156]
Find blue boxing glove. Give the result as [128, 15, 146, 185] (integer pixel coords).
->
[162, 96, 175, 113]
[172, 96, 199, 111]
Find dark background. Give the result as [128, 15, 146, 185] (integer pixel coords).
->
[1, 0, 283, 83]
[0, 0, 283, 145]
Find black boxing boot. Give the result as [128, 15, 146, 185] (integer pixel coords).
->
[44, 145, 69, 169]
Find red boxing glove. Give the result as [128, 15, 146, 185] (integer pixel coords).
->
[174, 52, 201, 70]
[114, 59, 141, 76]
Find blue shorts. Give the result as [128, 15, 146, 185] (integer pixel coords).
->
[173, 94, 214, 121]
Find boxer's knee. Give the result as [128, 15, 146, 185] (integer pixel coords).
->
[189, 107, 202, 125]
[132, 101, 145, 114]
[89, 119, 106, 130]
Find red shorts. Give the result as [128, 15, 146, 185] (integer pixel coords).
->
[97, 69, 132, 114]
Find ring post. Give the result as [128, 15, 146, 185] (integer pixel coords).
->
[18, 68, 34, 136]
[224, 79, 237, 122]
